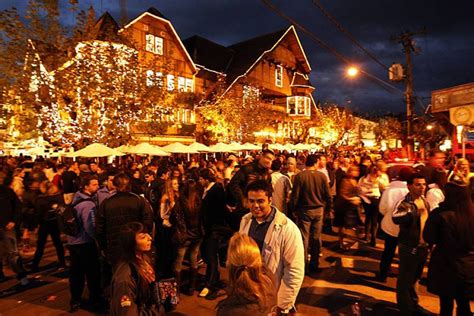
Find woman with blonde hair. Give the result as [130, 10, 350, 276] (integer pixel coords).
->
[217, 233, 275, 316]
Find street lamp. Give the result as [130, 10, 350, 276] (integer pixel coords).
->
[426, 124, 433, 131]
[347, 66, 359, 77]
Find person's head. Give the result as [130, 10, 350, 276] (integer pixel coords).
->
[113, 173, 131, 192]
[456, 158, 470, 176]
[56, 164, 66, 175]
[132, 170, 141, 179]
[258, 149, 275, 169]
[286, 156, 297, 172]
[316, 154, 327, 169]
[246, 180, 273, 221]
[361, 156, 372, 167]
[198, 168, 216, 188]
[81, 174, 99, 195]
[226, 233, 273, 309]
[347, 165, 360, 178]
[164, 178, 180, 200]
[119, 222, 152, 261]
[157, 165, 169, 180]
[105, 171, 117, 191]
[89, 162, 98, 173]
[431, 169, 447, 189]
[144, 170, 155, 183]
[407, 173, 427, 198]
[428, 149, 446, 168]
[171, 168, 181, 179]
[69, 161, 79, 172]
[39, 180, 59, 195]
[375, 160, 387, 173]
[305, 154, 318, 167]
[270, 159, 282, 172]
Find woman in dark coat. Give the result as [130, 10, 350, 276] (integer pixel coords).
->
[111, 222, 164, 316]
[423, 182, 474, 316]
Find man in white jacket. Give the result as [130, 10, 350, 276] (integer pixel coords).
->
[240, 180, 304, 315]
[378, 167, 412, 282]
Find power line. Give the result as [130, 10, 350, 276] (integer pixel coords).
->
[259, 0, 403, 95]
[310, 0, 389, 71]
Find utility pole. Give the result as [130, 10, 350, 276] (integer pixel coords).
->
[392, 29, 426, 160]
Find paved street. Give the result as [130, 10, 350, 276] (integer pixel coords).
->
[1, 231, 473, 315]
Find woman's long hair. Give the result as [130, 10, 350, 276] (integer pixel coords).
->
[118, 222, 155, 291]
[444, 183, 474, 251]
[226, 233, 274, 309]
[181, 181, 202, 219]
[163, 177, 179, 204]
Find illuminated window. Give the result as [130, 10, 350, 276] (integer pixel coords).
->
[178, 77, 185, 92]
[145, 34, 163, 55]
[275, 65, 283, 87]
[167, 74, 174, 91]
[185, 78, 193, 92]
[287, 96, 311, 116]
[146, 70, 154, 86]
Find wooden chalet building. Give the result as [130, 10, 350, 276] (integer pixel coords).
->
[184, 25, 316, 142]
[17, 7, 316, 145]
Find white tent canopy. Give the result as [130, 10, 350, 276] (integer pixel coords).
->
[240, 142, 261, 151]
[208, 142, 236, 153]
[161, 142, 199, 154]
[125, 143, 170, 156]
[188, 142, 212, 152]
[115, 144, 134, 153]
[67, 143, 125, 157]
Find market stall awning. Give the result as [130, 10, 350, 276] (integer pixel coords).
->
[208, 142, 237, 153]
[161, 142, 199, 154]
[67, 143, 125, 157]
[188, 142, 212, 152]
[125, 143, 170, 156]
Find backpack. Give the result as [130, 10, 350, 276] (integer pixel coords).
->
[58, 198, 93, 237]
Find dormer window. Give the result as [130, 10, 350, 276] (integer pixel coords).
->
[145, 34, 163, 55]
[275, 65, 283, 87]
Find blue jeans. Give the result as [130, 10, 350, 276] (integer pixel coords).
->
[173, 239, 202, 272]
[296, 208, 324, 270]
[0, 229, 27, 280]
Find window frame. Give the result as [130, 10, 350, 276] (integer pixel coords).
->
[275, 65, 283, 87]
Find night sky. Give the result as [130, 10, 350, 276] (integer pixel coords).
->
[2, 0, 474, 115]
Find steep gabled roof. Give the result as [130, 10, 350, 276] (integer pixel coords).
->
[92, 12, 120, 41]
[120, 7, 197, 73]
[225, 28, 287, 84]
[183, 35, 233, 73]
[27, 39, 68, 73]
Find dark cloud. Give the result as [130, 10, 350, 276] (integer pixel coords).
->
[2, 0, 473, 114]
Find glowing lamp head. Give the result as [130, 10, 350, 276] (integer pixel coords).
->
[347, 67, 359, 77]
[426, 124, 433, 130]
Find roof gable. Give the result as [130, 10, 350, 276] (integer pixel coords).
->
[224, 25, 311, 93]
[120, 7, 197, 73]
[183, 35, 233, 73]
[92, 12, 120, 42]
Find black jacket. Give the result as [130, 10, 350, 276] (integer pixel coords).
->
[392, 193, 430, 247]
[35, 193, 64, 223]
[201, 183, 228, 235]
[96, 191, 154, 265]
[423, 205, 474, 299]
[0, 185, 21, 228]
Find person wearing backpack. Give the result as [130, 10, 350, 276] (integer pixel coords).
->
[68, 174, 104, 312]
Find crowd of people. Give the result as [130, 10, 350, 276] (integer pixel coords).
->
[0, 148, 473, 315]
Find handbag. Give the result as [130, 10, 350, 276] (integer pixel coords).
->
[152, 277, 179, 308]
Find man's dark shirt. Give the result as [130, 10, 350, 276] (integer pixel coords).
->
[248, 207, 276, 251]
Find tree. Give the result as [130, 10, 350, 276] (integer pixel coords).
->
[373, 116, 404, 149]
[308, 104, 354, 148]
[199, 78, 284, 143]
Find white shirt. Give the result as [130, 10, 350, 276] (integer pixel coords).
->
[426, 184, 445, 211]
[380, 181, 409, 237]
